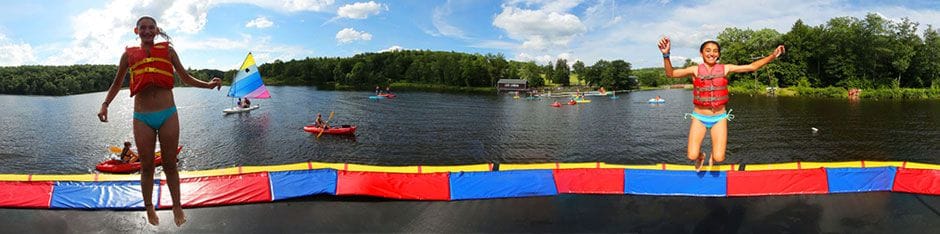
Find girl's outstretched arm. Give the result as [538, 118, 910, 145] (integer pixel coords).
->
[725, 45, 785, 75]
[658, 37, 695, 78]
[98, 52, 130, 122]
[169, 47, 222, 90]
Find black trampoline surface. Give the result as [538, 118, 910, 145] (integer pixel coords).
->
[2, 192, 938, 233]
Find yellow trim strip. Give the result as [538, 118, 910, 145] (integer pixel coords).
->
[129, 57, 172, 71]
[132, 67, 174, 78]
[4, 161, 939, 182]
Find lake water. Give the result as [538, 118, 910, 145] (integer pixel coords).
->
[1, 86, 938, 174]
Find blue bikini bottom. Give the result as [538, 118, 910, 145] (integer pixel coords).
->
[133, 106, 177, 130]
[687, 109, 733, 129]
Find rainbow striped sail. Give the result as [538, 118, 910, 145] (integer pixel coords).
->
[227, 52, 270, 99]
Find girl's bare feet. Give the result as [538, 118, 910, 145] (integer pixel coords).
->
[173, 206, 186, 227]
[707, 154, 715, 169]
[145, 205, 159, 226]
[694, 152, 706, 172]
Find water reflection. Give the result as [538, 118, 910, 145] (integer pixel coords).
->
[0, 87, 938, 174]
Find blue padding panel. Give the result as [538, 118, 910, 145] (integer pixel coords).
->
[51, 180, 160, 209]
[626, 169, 727, 196]
[826, 167, 896, 193]
[450, 170, 557, 200]
[269, 169, 337, 200]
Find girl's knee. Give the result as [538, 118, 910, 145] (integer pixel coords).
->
[162, 160, 178, 171]
[687, 151, 701, 161]
[712, 152, 726, 162]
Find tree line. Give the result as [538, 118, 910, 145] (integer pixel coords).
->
[634, 13, 940, 90]
[717, 13, 940, 90]
[0, 64, 227, 96]
[0, 50, 637, 96]
[256, 50, 637, 91]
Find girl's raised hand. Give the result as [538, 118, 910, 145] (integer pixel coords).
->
[209, 77, 222, 90]
[773, 45, 786, 58]
[658, 37, 671, 54]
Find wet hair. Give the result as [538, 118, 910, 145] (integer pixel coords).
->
[136, 16, 172, 43]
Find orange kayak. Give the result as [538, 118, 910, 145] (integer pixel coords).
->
[96, 146, 182, 174]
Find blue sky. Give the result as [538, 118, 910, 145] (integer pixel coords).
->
[1, 0, 939, 70]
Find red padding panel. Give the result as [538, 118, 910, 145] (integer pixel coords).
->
[336, 171, 450, 200]
[727, 168, 828, 196]
[0, 181, 53, 208]
[554, 169, 624, 194]
[159, 172, 272, 208]
[893, 167, 940, 195]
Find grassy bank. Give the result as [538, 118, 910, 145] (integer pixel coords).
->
[644, 83, 940, 100]
[731, 86, 940, 99]
[331, 82, 496, 94]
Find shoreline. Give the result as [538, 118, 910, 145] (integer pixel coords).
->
[639, 85, 940, 100]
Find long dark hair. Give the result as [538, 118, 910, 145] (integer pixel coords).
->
[136, 16, 172, 43]
[700, 40, 720, 60]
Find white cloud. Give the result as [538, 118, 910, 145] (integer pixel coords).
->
[335, 28, 372, 43]
[568, 0, 872, 68]
[173, 34, 313, 69]
[379, 45, 404, 52]
[246, 16, 274, 28]
[215, 0, 336, 12]
[505, 0, 582, 13]
[431, 1, 466, 38]
[514, 52, 573, 65]
[0, 33, 36, 66]
[42, 0, 335, 66]
[160, 0, 211, 33]
[337, 1, 384, 19]
[492, 3, 587, 51]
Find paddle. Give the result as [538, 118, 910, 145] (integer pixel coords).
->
[317, 111, 334, 138]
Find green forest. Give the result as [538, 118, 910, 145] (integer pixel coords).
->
[1, 13, 939, 97]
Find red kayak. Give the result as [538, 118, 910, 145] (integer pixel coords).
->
[551, 102, 562, 107]
[304, 125, 357, 135]
[96, 146, 182, 174]
[378, 93, 396, 99]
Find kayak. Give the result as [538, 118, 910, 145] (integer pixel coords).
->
[379, 93, 397, 99]
[574, 99, 591, 103]
[369, 95, 385, 100]
[223, 105, 260, 114]
[568, 100, 577, 105]
[551, 102, 562, 107]
[303, 125, 357, 135]
[648, 99, 666, 103]
[96, 146, 183, 174]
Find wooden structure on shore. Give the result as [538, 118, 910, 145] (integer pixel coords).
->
[497, 79, 528, 93]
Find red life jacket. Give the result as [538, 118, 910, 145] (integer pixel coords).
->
[692, 64, 728, 108]
[126, 42, 174, 97]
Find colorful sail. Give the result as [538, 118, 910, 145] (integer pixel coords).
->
[227, 53, 270, 99]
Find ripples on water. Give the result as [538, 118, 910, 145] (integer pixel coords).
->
[1, 87, 938, 174]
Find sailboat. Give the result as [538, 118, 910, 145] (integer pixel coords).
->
[223, 52, 270, 114]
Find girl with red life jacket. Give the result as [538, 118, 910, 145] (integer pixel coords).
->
[97, 16, 222, 227]
[658, 37, 784, 171]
